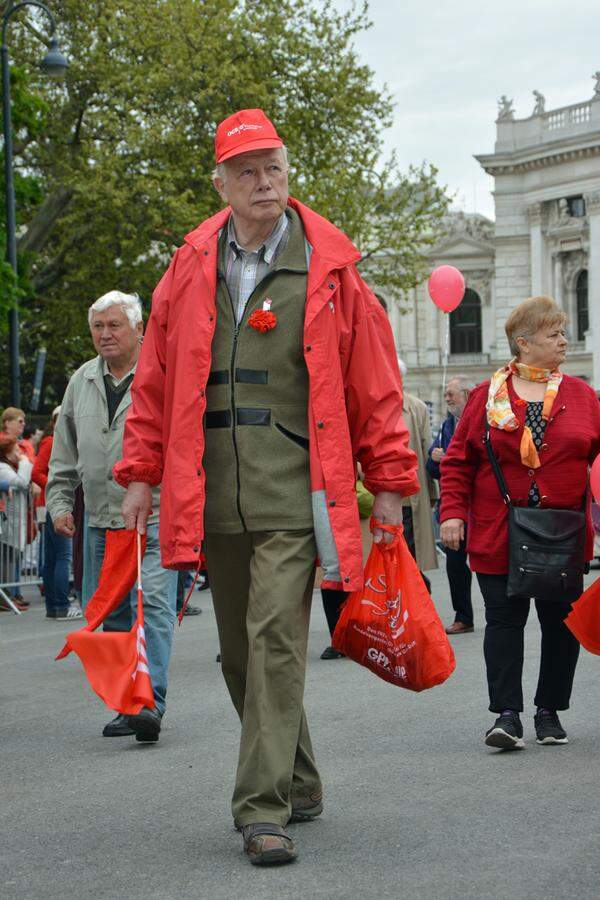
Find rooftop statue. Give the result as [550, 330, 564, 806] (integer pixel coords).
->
[497, 95, 514, 120]
[532, 90, 546, 116]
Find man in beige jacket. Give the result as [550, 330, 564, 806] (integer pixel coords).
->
[47, 291, 177, 742]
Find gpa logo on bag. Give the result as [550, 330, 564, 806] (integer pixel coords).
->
[367, 647, 391, 669]
[367, 647, 408, 680]
[362, 574, 409, 639]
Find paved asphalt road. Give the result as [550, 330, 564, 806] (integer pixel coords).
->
[2, 564, 599, 900]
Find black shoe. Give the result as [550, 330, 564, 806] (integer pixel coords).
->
[103, 714, 135, 737]
[128, 706, 162, 743]
[534, 709, 568, 745]
[485, 711, 524, 750]
[181, 604, 202, 616]
[320, 646, 345, 660]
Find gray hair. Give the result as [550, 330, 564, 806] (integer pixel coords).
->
[397, 356, 408, 378]
[447, 373, 476, 395]
[88, 290, 143, 329]
[212, 145, 289, 185]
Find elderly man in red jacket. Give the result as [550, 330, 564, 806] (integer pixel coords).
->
[115, 109, 418, 865]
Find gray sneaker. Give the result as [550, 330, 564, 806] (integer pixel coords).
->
[55, 603, 83, 621]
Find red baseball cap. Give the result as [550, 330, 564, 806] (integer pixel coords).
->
[215, 109, 284, 164]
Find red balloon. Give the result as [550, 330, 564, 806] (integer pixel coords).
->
[428, 265, 466, 313]
[591, 456, 600, 502]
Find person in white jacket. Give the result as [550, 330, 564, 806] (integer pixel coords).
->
[0, 433, 33, 611]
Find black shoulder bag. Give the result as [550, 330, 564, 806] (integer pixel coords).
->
[484, 420, 586, 602]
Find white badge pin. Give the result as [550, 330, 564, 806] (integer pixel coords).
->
[262, 298, 273, 312]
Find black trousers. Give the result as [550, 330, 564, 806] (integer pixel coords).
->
[476, 573, 580, 713]
[321, 588, 345, 638]
[445, 536, 473, 625]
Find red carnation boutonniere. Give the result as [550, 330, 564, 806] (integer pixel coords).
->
[248, 298, 277, 333]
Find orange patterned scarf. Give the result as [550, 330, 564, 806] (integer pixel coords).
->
[486, 359, 562, 468]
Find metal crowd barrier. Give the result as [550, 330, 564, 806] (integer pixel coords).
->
[0, 487, 45, 615]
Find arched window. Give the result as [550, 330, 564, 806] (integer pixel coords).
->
[450, 288, 482, 354]
[576, 270, 589, 341]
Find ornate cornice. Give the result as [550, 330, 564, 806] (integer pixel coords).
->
[477, 140, 600, 175]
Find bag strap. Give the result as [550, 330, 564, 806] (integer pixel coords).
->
[483, 416, 512, 507]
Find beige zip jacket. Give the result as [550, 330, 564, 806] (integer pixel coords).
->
[47, 355, 160, 529]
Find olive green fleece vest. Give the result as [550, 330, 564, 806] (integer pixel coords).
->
[203, 207, 313, 533]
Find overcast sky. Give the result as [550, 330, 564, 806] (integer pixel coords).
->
[334, 0, 600, 219]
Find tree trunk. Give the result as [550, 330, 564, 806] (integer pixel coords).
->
[17, 185, 74, 255]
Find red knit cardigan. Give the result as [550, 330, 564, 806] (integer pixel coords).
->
[440, 374, 600, 574]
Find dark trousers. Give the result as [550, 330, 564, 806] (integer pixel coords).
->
[445, 536, 473, 625]
[72, 486, 85, 597]
[476, 574, 580, 713]
[43, 513, 72, 613]
[402, 508, 431, 593]
[321, 588, 345, 638]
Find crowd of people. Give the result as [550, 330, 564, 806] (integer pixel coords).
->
[2, 107, 599, 868]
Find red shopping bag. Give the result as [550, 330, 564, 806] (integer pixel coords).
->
[332, 521, 455, 691]
[565, 577, 600, 655]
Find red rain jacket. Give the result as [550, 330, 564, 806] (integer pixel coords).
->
[32, 435, 53, 505]
[440, 375, 600, 574]
[114, 198, 419, 590]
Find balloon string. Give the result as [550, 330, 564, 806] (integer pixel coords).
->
[441, 313, 450, 394]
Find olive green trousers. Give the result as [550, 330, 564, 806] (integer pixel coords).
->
[204, 529, 322, 826]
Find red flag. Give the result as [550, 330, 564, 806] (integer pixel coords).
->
[56, 531, 155, 714]
[565, 578, 600, 655]
[84, 529, 146, 630]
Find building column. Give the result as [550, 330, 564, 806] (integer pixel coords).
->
[528, 202, 543, 295]
[552, 251, 564, 309]
[425, 286, 441, 366]
[585, 192, 600, 389]
[403, 288, 419, 367]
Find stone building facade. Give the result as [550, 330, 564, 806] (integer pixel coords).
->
[394, 78, 600, 422]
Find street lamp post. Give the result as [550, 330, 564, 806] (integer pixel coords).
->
[2, 1, 68, 406]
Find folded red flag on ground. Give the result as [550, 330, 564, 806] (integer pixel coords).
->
[56, 530, 155, 714]
[565, 577, 600, 655]
[333, 521, 455, 691]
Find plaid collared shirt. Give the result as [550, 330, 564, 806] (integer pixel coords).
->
[223, 212, 289, 324]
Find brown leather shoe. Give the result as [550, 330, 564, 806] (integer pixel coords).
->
[242, 823, 297, 865]
[445, 621, 474, 635]
[290, 790, 324, 822]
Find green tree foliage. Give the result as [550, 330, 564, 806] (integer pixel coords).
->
[2, 0, 448, 410]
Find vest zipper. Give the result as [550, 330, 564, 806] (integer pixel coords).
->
[229, 321, 247, 530]
[226, 272, 278, 532]
[223, 259, 302, 532]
